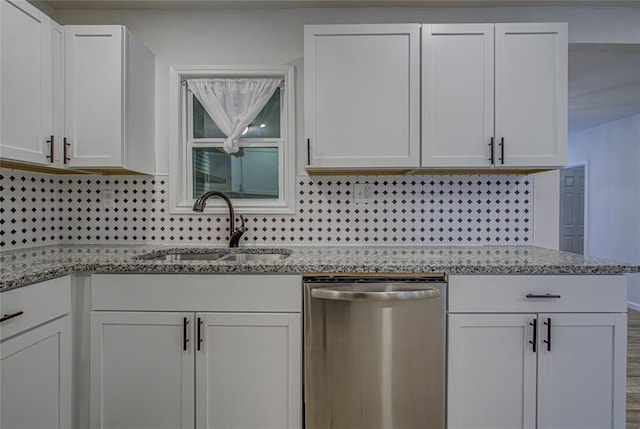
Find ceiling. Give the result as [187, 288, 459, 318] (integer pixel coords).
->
[569, 43, 640, 133]
[37, 0, 640, 9]
[40, 0, 640, 134]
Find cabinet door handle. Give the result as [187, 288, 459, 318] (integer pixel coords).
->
[197, 317, 203, 351]
[306, 138, 311, 166]
[529, 319, 537, 353]
[488, 137, 495, 165]
[0, 311, 24, 323]
[543, 317, 552, 351]
[526, 293, 561, 299]
[63, 138, 71, 164]
[499, 137, 505, 165]
[46, 135, 55, 163]
[183, 317, 190, 351]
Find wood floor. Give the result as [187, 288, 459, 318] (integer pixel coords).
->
[628, 309, 640, 428]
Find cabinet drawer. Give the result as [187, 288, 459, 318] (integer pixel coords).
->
[1, 276, 71, 340]
[448, 275, 627, 313]
[91, 274, 302, 312]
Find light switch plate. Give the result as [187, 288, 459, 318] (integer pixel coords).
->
[353, 182, 374, 204]
[103, 189, 115, 209]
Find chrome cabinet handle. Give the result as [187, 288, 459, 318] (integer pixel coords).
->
[0, 311, 24, 323]
[526, 293, 561, 299]
[311, 284, 440, 301]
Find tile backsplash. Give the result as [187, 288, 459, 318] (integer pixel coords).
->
[0, 168, 532, 250]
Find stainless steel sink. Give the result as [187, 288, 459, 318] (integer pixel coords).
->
[217, 253, 290, 262]
[143, 251, 226, 261]
[139, 249, 291, 262]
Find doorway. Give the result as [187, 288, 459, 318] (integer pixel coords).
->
[559, 165, 586, 254]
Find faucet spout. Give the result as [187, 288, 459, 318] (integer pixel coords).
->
[192, 191, 247, 247]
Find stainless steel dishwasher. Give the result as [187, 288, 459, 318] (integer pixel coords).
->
[304, 274, 447, 429]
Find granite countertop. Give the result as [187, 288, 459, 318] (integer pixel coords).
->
[1, 244, 639, 292]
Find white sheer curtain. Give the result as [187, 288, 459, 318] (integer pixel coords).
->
[187, 78, 281, 154]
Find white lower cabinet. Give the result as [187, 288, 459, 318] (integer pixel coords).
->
[89, 274, 302, 429]
[447, 275, 628, 429]
[0, 276, 72, 429]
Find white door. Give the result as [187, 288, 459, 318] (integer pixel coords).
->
[65, 26, 123, 168]
[90, 312, 195, 429]
[0, 0, 52, 165]
[304, 24, 420, 169]
[559, 166, 585, 254]
[195, 312, 302, 429]
[1, 316, 72, 429]
[448, 313, 537, 429]
[495, 23, 567, 168]
[537, 313, 627, 429]
[422, 23, 495, 168]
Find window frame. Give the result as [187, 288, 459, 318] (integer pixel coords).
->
[169, 65, 296, 215]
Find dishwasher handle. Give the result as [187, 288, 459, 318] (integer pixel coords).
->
[311, 284, 440, 302]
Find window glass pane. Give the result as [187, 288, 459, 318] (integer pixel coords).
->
[192, 88, 281, 139]
[193, 147, 279, 199]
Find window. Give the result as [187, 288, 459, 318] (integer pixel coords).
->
[169, 65, 295, 215]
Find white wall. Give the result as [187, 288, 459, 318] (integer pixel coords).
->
[55, 6, 640, 175]
[568, 114, 640, 306]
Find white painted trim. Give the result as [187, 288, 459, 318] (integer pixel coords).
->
[168, 65, 296, 215]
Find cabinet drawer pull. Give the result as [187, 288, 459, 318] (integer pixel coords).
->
[543, 317, 552, 352]
[526, 293, 561, 299]
[0, 311, 24, 323]
[197, 317, 203, 351]
[529, 319, 537, 353]
[307, 138, 311, 166]
[183, 317, 190, 351]
[499, 137, 505, 165]
[46, 135, 55, 163]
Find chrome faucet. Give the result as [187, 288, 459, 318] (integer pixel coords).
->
[192, 191, 247, 248]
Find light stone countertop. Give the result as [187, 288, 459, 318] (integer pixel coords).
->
[1, 244, 638, 292]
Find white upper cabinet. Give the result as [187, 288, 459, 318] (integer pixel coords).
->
[0, 0, 63, 167]
[422, 22, 567, 169]
[422, 24, 495, 168]
[495, 23, 567, 168]
[304, 24, 421, 170]
[65, 25, 155, 174]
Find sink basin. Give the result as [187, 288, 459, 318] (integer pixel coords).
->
[139, 248, 291, 262]
[217, 253, 290, 262]
[141, 251, 225, 261]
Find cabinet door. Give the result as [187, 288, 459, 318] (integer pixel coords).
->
[65, 26, 124, 168]
[0, 0, 52, 165]
[1, 316, 72, 429]
[422, 24, 494, 168]
[448, 313, 537, 429]
[90, 312, 195, 429]
[304, 24, 420, 169]
[537, 313, 627, 429]
[195, 312, 301, 429]
[495, 23, 567, 168]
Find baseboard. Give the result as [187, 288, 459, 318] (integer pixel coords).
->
[628, 301, 640, 311]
